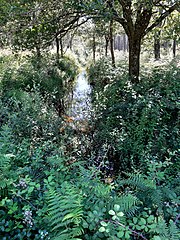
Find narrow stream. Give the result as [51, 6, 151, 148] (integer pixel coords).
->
[67, 70, 92, 123]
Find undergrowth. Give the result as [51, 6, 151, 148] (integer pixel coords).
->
[0, 55, 179, 239]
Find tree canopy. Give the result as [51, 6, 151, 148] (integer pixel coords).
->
[1, 0, 179, 80]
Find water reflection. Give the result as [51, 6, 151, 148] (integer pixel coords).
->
[67, 70, 92, 121]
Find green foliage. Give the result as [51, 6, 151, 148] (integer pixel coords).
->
[0, 54, 78, 113]
[0, 54, 179, 239]
[46, 183, 84, 240]
[89, 58, 179, 175]
[87, 57, 128, 91]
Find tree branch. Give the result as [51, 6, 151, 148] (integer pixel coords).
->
[117, 0, 134, 36]
[145, 2, 179, 35]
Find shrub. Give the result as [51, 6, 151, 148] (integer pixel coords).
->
[89, 59, 180, 177]
[0, 54, 78, 116]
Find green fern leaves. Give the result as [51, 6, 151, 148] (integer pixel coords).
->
[46, 182, 84, 240]
[0, 153, 14, 190]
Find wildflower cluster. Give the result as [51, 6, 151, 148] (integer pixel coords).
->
[23, 210, 33, 227]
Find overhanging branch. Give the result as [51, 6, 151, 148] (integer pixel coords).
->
[145, 2, 179, 35]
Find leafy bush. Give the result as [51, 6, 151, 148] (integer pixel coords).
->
[0, 54, 78, 116]
[89, 58, 179, 176]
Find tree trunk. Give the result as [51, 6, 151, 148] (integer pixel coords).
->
[109, 20, 115, 67]
[60, 38, 63, 57]
[56, 37, 60, 61]
[105, 35, 109, 57]
[123, 34, 126, 52]
[69, 35, 73, 50]
[92, 34, 96, 63]
[36, 46, 41, 58]
[154, 30, 161, 60]
[35, 45, 41, 68]
[173, 39, 176, 58]
[128, 37, 141, 83]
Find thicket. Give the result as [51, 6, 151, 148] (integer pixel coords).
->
[88, 58, 179, 176]
[0, 55, 179, 239]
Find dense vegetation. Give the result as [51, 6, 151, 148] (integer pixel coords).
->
[0, 54, 179, 239]
[0, 0, 180, 239]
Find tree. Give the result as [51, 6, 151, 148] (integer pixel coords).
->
[77, 0, 179, 82]
[3, 0, 179, 80]
[153, 10, 163, 60]
[163, 11, 180, 57]
[5, 0, 88, 56]
[0, 0, 12, 47]
[108, 0, 179, 82]
[109, 20, 115, 67]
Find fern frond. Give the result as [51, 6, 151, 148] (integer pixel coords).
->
[116, 193, 139, 216]
[0, 154, 11, 172]
[168, 220, 180, 240]
[150, 188, 163, 209]
[46, 182, 84, 239]
[117, 173, 168, 210]
[53, 227, 83, 240]
[0, 154, 14, 190]
[119, 173, 156, 191]
[154, 219, 180, 240]
[152, 218, 169, 237]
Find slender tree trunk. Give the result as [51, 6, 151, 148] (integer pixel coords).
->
[69, 36, 73, 50]
[173, 39, 176, 58]
[109, 20, 115, 67]
[35, 45, 41, 68]
[123, 34, 126, 52]
[60, 38, 63, 57]
[154, 30, 161, 60]
[128, 36, 141, 83]
[56, 37, 60, 61]
[92, 34, 96, 63]
[105, 35, 109, 57]
[36, 46, 41, 58]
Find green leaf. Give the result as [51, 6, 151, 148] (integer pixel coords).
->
[148, 223, 157, 229]
[117, 212, 124, 217]
[62, 213, 75, 222]
[112, 215, 117, 220]
[109, 210, 115, 215]
[153, 236, 162, 240]
[139, 218, 146, 225]
[147, 215, 154, 223]
[133, 217, 138, 224]
[100, 221, 108, 227]
[114, 204, 120, 212]
[28, 186, 34, 193]
[125, 231, 130, 239]
[82, 220, 88, 228]
[18, 225, 23, 229]
[48, 175, 53, 182]
[117, 231, 124, 238]
[145, 226, 150, 232]
[136, 225, 142, 230]
[99, 227, 106, 232]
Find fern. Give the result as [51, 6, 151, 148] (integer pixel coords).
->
[0, 153, 13, 190]
[46, 181, 84, 240]
[118, 173, 166, 209]
[119, 173, 156, 190]
[168, 220, 180, 240]
[115, 193, 139, 216]
[153, 219, 180, 240]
